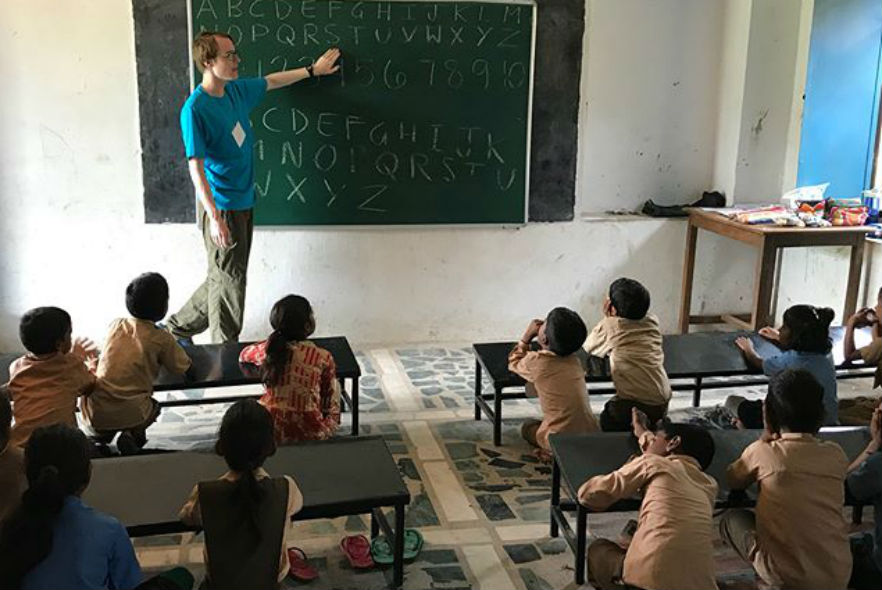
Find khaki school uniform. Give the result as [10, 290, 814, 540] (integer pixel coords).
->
[508, 344, 599, 450]
[82, 318, 191, 431]
[180, 468, 303, 583]
[724, 434, 851, 589]
[584, 315, 671, 406]
[578, 432, 719, 590]
[7, 353, 97, 447]
[0, 442, 25, 522]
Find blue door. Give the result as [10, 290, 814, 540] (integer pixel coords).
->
[798, 0, 882, 197]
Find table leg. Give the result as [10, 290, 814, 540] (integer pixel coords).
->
[371, 509, 379, 538]
[575, 504, 588, 585]
[752, 238, 777, 330]
[844, 238, 866, 321]
[351, 377, 359, 436]
[692, 376, 703, 408]
[393, 503, 405, 588]
[551, 457, 560, 537]
[493, 386, 503, 446]
[679, 220, 699, 334]
[474, 359, 482, 420]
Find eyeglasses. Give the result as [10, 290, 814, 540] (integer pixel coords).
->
[220, 50, 240, 62]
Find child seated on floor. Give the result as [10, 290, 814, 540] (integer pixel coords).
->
[584, 278, 671, 431]
[179, 399, 304, 588]
[841, 289, 882, 425]
[82, 272, 191, 454]
[509, 307, 599, 454]
[0, 423, 143, 589]
[0, 386, 24, 524]
[720, 369, 851, 590]
[732, 304, 838, 427]
[7, 307, 98, 447]
[579, 408, 718, 590]
[845, 403, 882, 590]
[239, 295, 340, 443]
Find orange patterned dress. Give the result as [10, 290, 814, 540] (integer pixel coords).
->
[239, 340, 340, 443]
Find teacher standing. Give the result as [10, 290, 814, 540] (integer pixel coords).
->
[167, 32, 340, 343]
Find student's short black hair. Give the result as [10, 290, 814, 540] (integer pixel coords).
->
[609, 278, 651, 320]
[544, 307, 587, 357]
[125, 272, 170, 322]
[765, 369, 825, 434]
[781, 304, 834, 354]
[0, 385, 11, 446]
[658, 420, 715, 471]
[19, 307, 72, 355]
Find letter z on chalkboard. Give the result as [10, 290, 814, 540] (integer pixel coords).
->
[191, 0, 536, 225]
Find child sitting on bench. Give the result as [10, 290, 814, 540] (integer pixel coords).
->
[721, 369, 851, 589]
[509, 307, 599, 455]
[180, 399, 303, 587]
[733, 304, 838, 427]
[239, 295, 340, 443]
[584, 278, 672, 431]
[83, 273, 191, 454]
[7, 307, 97, 447]
[580, 408, 718, 590]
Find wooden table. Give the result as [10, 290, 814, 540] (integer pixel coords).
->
[85, 436, 410, 588]
[679, 208, 872, 333]
[473, 327, 873, 446]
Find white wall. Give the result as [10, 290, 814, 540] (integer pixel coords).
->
[0, 0, 871, 351]
[577, 0, 726, 212]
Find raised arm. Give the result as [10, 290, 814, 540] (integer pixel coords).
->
[265, 47, 341, 90]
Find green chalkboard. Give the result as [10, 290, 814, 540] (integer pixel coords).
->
[190, 0, 535, 225]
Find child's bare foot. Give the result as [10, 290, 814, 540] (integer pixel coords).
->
[532, 448, 553, 463]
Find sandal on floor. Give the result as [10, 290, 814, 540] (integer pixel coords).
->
[287, 547, 319, 581]
[370, 529, 424, 564]
[340, 535, 374, 569]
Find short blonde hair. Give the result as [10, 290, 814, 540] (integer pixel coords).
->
[192, 31, 233, 73]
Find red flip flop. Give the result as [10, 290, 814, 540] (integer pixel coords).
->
[340, 535, 374, 569]
[287, 547, 319, 581]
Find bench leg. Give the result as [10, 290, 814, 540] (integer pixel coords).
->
[393, 503, 405, 588]
[551, 457, 560, 537]
[575, 504, 588, 585]
[371, 509, 379, 538]
[474, 360, 482, 420]
[493, 386, 503, 446]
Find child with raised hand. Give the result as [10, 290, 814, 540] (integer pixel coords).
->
[239, 295, 340, 443]
[83, 272, 191, 454]
[845, 403, 882, 589]
[733, 304, 838, 427]
[721, 369, 851, 590]
[0, 386, 25, 523]
[584, 278, 672, 432]
[579, 408, 718, 590]
[7, 307, 98, 447]
[509, 307, 599, 454]
[179, 399, 304, 587]
[0, 424, 142, 589]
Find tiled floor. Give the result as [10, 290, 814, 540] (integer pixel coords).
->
[134, 344, 878, 589]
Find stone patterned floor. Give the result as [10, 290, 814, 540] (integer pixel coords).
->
[129, 344, 878, 589]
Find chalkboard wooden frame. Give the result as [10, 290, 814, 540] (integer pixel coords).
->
[134, 0, 583, 224]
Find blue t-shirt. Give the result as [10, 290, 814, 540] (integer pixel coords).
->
[763, 350, 839, 426]
[847, 451, 882, 572]
[22, 496, 142, 590]
[180, 77, 267, 211]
